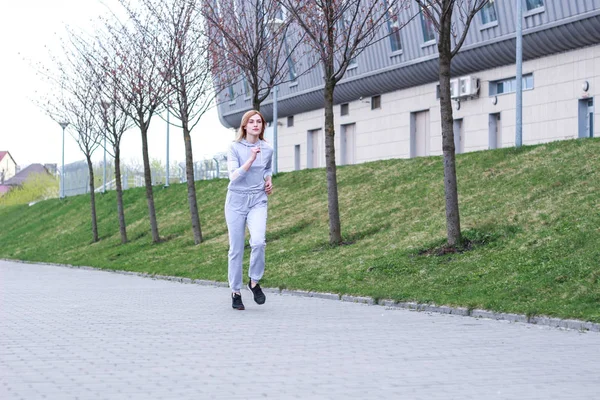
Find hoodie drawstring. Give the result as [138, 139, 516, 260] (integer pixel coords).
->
[241, 138, 262, 167]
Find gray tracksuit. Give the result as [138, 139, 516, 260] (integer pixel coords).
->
[225, 139, 273, 292]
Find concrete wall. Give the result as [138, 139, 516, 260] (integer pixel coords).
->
[275, 44, 599, 172]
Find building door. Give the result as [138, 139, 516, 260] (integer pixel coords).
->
[307, 129, 322, 168]
[579, 98, 594, 138]
[411, 110, 430, 157]
[294, 145, 301, 171]
[489, 113, 501, 149]
[340, 124, 356, 165]
[591, 99, 596, 137]
[453, 119, 464, 154]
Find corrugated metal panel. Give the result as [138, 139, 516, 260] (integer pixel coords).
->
[218, 1, 600, 127]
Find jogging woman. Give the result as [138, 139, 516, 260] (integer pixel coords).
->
[225, 110, 273, 310]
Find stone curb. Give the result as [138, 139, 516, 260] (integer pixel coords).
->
[5, 259, 599, 333]
[341, 295, 375, 305]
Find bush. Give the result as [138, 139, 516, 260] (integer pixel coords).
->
[0, 173, 59, 206]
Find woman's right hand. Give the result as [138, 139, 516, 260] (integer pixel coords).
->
[249, 146, 261, 162]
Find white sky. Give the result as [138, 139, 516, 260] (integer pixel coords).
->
[0, 0, 235, 169]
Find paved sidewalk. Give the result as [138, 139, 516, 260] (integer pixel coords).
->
[1, 260, 599, 400]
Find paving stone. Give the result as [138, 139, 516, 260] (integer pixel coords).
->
[1, 259, 599, 400]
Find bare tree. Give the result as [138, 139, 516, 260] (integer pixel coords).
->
[416, 0, 489, 247]
[106, 2, 172, 243]
[67, 26, 135, 245]
[138, 0, 215, 245]
[46, 41, 104, 243]
[98, 72, 134, 244]
[279, 0, 409, 245]
[202, 0, 307, 110]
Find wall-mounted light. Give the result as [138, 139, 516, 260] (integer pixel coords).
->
[582, 81, 590, 92]
[455, 99, 461, 111]
[491, 96, 498, 105]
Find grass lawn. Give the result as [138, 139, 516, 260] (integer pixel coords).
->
[1, 138, 599, 322]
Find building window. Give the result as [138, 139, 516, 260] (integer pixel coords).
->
[242, 78, 250, 98]
[287, 116, 294, 127]
[490, 74, 534, 95]
[526, 0, 544, 11]
[339, 9, 358, 68]
[387, 4, 402, 52]
[274, 5, 297, 82]
[341, 103, 349, 116]
[287, 59, 297, 81]
[420, 10, 436, 42]
[371, 95, 381, 110]
[347, 57, 357, 69]
[228, 85, 235, 103]
[480, 2, 498, 25]
[284, 38, 297, 81]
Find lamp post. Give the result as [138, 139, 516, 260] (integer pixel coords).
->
[515, 0, 523, 148]
[58, 121, 69, 199]
[272, 85, 278, 174]
[266, 17, 284, 175]
[101, 101, 111, 193]
[166, 102, 170, 187]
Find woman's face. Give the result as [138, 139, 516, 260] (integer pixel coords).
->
[245, 114, 263, 139]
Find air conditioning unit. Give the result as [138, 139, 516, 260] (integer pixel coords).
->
[458, 76, 479, 97]
[449, 78, 459, 98]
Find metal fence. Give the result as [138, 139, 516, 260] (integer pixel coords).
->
[60, 154, 228, 197]
[178, 157, 228, 183]
[62, 161, 91, 197]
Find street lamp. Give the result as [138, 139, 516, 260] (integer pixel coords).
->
[266, 17, 284, 175]
[273, 85, 279, 174]
[515, 0, 523, 148]
[58, 121, 69, 199]
[101, 101, 111, 193]
[166, 100, 170, 187]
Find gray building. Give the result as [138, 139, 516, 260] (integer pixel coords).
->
[216, 0, 599, 172]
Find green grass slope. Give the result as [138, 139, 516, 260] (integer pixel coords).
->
[1, 138, 599, 322]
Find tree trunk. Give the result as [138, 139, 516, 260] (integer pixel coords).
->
[324, 79, 342, 245]
[86, 157, 99, 243]
[183, 123, 203, 244]
[114, 148, 128, 244]
[438, 10, 462, 247]
[140, 124, 161, 243]
[253, 94, 260, 111]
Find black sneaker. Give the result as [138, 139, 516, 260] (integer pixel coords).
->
[247, 280, 266, 305]
[232, 293, 245, 310]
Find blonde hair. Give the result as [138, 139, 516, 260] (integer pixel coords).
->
[235, 110, 266, 142]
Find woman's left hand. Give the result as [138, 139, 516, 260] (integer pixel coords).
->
[265, 177, 273, 195]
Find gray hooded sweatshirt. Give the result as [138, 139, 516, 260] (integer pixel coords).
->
[227, 139, 273, 192]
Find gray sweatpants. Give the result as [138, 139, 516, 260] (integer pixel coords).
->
[225, 190, 268, 292]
